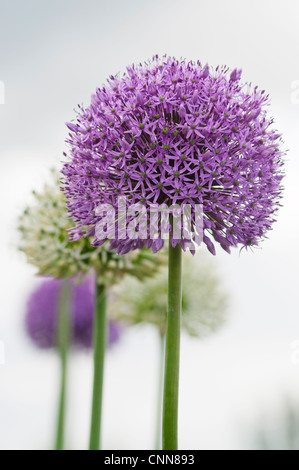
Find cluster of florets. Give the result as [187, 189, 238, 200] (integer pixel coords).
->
[62, 55, 284, 255]
[112, 253, 228, 338]
[25, 276, 122, 349]
[18, 170, 166, 282]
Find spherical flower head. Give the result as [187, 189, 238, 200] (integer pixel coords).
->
[25, 276, 122, 349]
[18, 169, 166, 282]
[62, 55, 285, 255]
[112, 253, 228, 338]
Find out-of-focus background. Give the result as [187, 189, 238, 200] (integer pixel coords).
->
[0, 0, 299, 450]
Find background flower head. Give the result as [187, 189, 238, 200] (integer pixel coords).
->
[25, 275, 122, 349]
[62, 55, 285, 255]
[112, 253, 228, 338]
[18, 169, 166, 282]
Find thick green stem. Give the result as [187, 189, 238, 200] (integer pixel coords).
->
[55, 279, 72, 451]
[162, 242, 182, 450]
[89, 283, 107, 451]
[155, 331, 165, 450]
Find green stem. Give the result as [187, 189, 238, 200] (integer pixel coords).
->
[155, 331, 165, 450]
[162, 242, 182, 450]
[89, 283, 107, 451]
[55, 279, 72, 451]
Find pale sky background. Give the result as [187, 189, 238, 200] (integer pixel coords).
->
[0, 0, 299, 450]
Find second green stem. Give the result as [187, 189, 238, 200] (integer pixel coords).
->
[55, 279, 71, 451]
[162, 242, 182, 450]
[89, 283, 107, 451]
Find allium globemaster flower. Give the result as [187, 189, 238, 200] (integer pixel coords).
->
[26, 276, 122, 350]
[113, 253, 227, 338]
[62, 55, 284, 255]
[25, 275, 122, 451]
[18, 169, 166, 451]
[60, 55, 285, 451]
[18, 170, 165, 281]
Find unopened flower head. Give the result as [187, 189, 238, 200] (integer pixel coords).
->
[18, 170, 165, 282]
[112, 254, 228, 338]
[25, 276, 122, 349]
[62, 55, 285, 255]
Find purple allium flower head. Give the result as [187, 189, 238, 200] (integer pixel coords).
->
[62, 55, 285, 255]
[25, 276, 121, 350]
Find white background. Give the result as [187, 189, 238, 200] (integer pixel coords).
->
[0, 0, 299, 450]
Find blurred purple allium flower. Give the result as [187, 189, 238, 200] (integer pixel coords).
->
[25, 276, 121, 349]
[62, 55, 285, 255]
